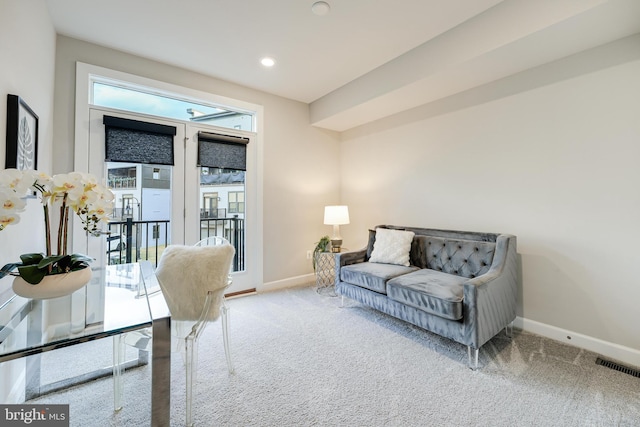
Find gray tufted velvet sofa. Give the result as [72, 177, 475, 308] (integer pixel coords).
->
[335, 225, 518, 369]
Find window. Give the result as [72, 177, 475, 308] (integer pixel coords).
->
[77, 62, 263, 287]
[108, 166, 137, 189]
[93, 81, 254, 131]
[228, 191, 244, 214]
[202, 192, 219, 218]
[121, 194, 134, 219]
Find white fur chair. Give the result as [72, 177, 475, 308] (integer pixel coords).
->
[113, 238, 235, 427]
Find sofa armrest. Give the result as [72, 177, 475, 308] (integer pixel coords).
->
[334, 248, 367, 285]
[463, 234, 518, 348]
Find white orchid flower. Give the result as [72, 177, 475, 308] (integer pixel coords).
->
[1, 169, 114, 241]
[28, 170, 53, 191]
[97, 185, 115, 202]
[90, 199, 113, 220]
[0, 213, 21, 230]
[2, 167, 117, 286]
[0, 190, 27, 213]
[52, 172, 82, 192]
[0, 168, 32, 195]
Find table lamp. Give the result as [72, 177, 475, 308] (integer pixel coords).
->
[324, 205, 349, 252]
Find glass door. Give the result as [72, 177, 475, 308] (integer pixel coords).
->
[184, 124, 257, 294]
[84, 107, 257, 295]
[84, 108, 185, 307]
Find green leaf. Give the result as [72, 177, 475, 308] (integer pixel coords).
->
[0, 262, 21, 279]
[69, 253, 93, 265]
[19, 253, 44, 266]
[17, 264, 47, 285]
[68, 254, 93, 270]
[9, 252, 93, 284]
[44, 256, 64, 268]
[37, 255, 69, 270]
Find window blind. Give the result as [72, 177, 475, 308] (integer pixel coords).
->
[104, 115, 176, 165]
[197, 131, 249, 171]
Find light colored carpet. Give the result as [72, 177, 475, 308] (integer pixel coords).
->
[30, 285, 640, 426]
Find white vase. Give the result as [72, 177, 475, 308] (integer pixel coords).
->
[12, 267, 92, 300]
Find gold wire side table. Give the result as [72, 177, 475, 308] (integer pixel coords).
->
[315, 252, 337, 296]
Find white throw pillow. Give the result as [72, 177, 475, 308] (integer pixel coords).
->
[369, 228, 415, 266]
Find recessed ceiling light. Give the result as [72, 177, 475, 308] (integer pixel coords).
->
[311, 1, 330, 16]
[260, 57, 276, 67]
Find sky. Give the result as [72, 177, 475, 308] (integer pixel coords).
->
[93, 82, 224, 121]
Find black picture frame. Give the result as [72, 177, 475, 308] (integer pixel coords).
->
[5, 94, 39, 170]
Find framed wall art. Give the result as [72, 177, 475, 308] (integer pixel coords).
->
[5, 94, 38, 170]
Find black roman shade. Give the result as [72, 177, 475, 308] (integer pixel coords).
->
[104, 115, 176, 165]
[197, 131, 249, 171]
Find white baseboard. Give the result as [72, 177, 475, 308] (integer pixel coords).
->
[260, 274, 315, 292]
[515, 316, 640, 368]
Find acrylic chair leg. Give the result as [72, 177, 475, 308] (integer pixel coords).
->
[467, 346, 479, 370]
[185, 334, 197, 427]
[505, 321, 514, 338]
[221, 302, 234, 374]
[113, 334, 126, 412]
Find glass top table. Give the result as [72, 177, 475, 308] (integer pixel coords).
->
[0, 261, 171, 426]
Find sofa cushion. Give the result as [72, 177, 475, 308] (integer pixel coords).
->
[369, 228, 415, 266]
[412, 236, 495, 278]
[341, 262, 418, 294]
[387, 269, 467, 320]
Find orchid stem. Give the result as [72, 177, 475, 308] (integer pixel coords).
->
[63, 206, 69, 256]
[43, 204, 51, 257]
[57, 195, 68, 256]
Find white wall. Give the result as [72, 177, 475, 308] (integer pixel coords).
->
[0, 1, 56, 283]
[53, 36, 341, 286]
[340, 36, 640, 361]
[0, 0, 56, 173]
[0, 0, 56, 403]
[0, 0, 56, 260]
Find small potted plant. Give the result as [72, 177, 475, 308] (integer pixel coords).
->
[0, 169, 114, 298]
[312, 235, 331, 272]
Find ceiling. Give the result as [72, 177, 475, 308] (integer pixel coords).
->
[46, 0, 640, 131]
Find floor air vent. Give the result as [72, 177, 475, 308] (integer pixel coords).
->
[595, 357, 640, 378]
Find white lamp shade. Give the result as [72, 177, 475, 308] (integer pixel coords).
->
[324, 205, 350, 225]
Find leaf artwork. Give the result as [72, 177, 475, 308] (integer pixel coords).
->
[17, 117, 34, 169]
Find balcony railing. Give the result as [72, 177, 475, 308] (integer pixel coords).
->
[200, 207, 227, 219]
[107, 218, 169, 266]
[107, 176, 137, 189]
[200, 217, 245, 271]
[107, 217, 244, 271]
